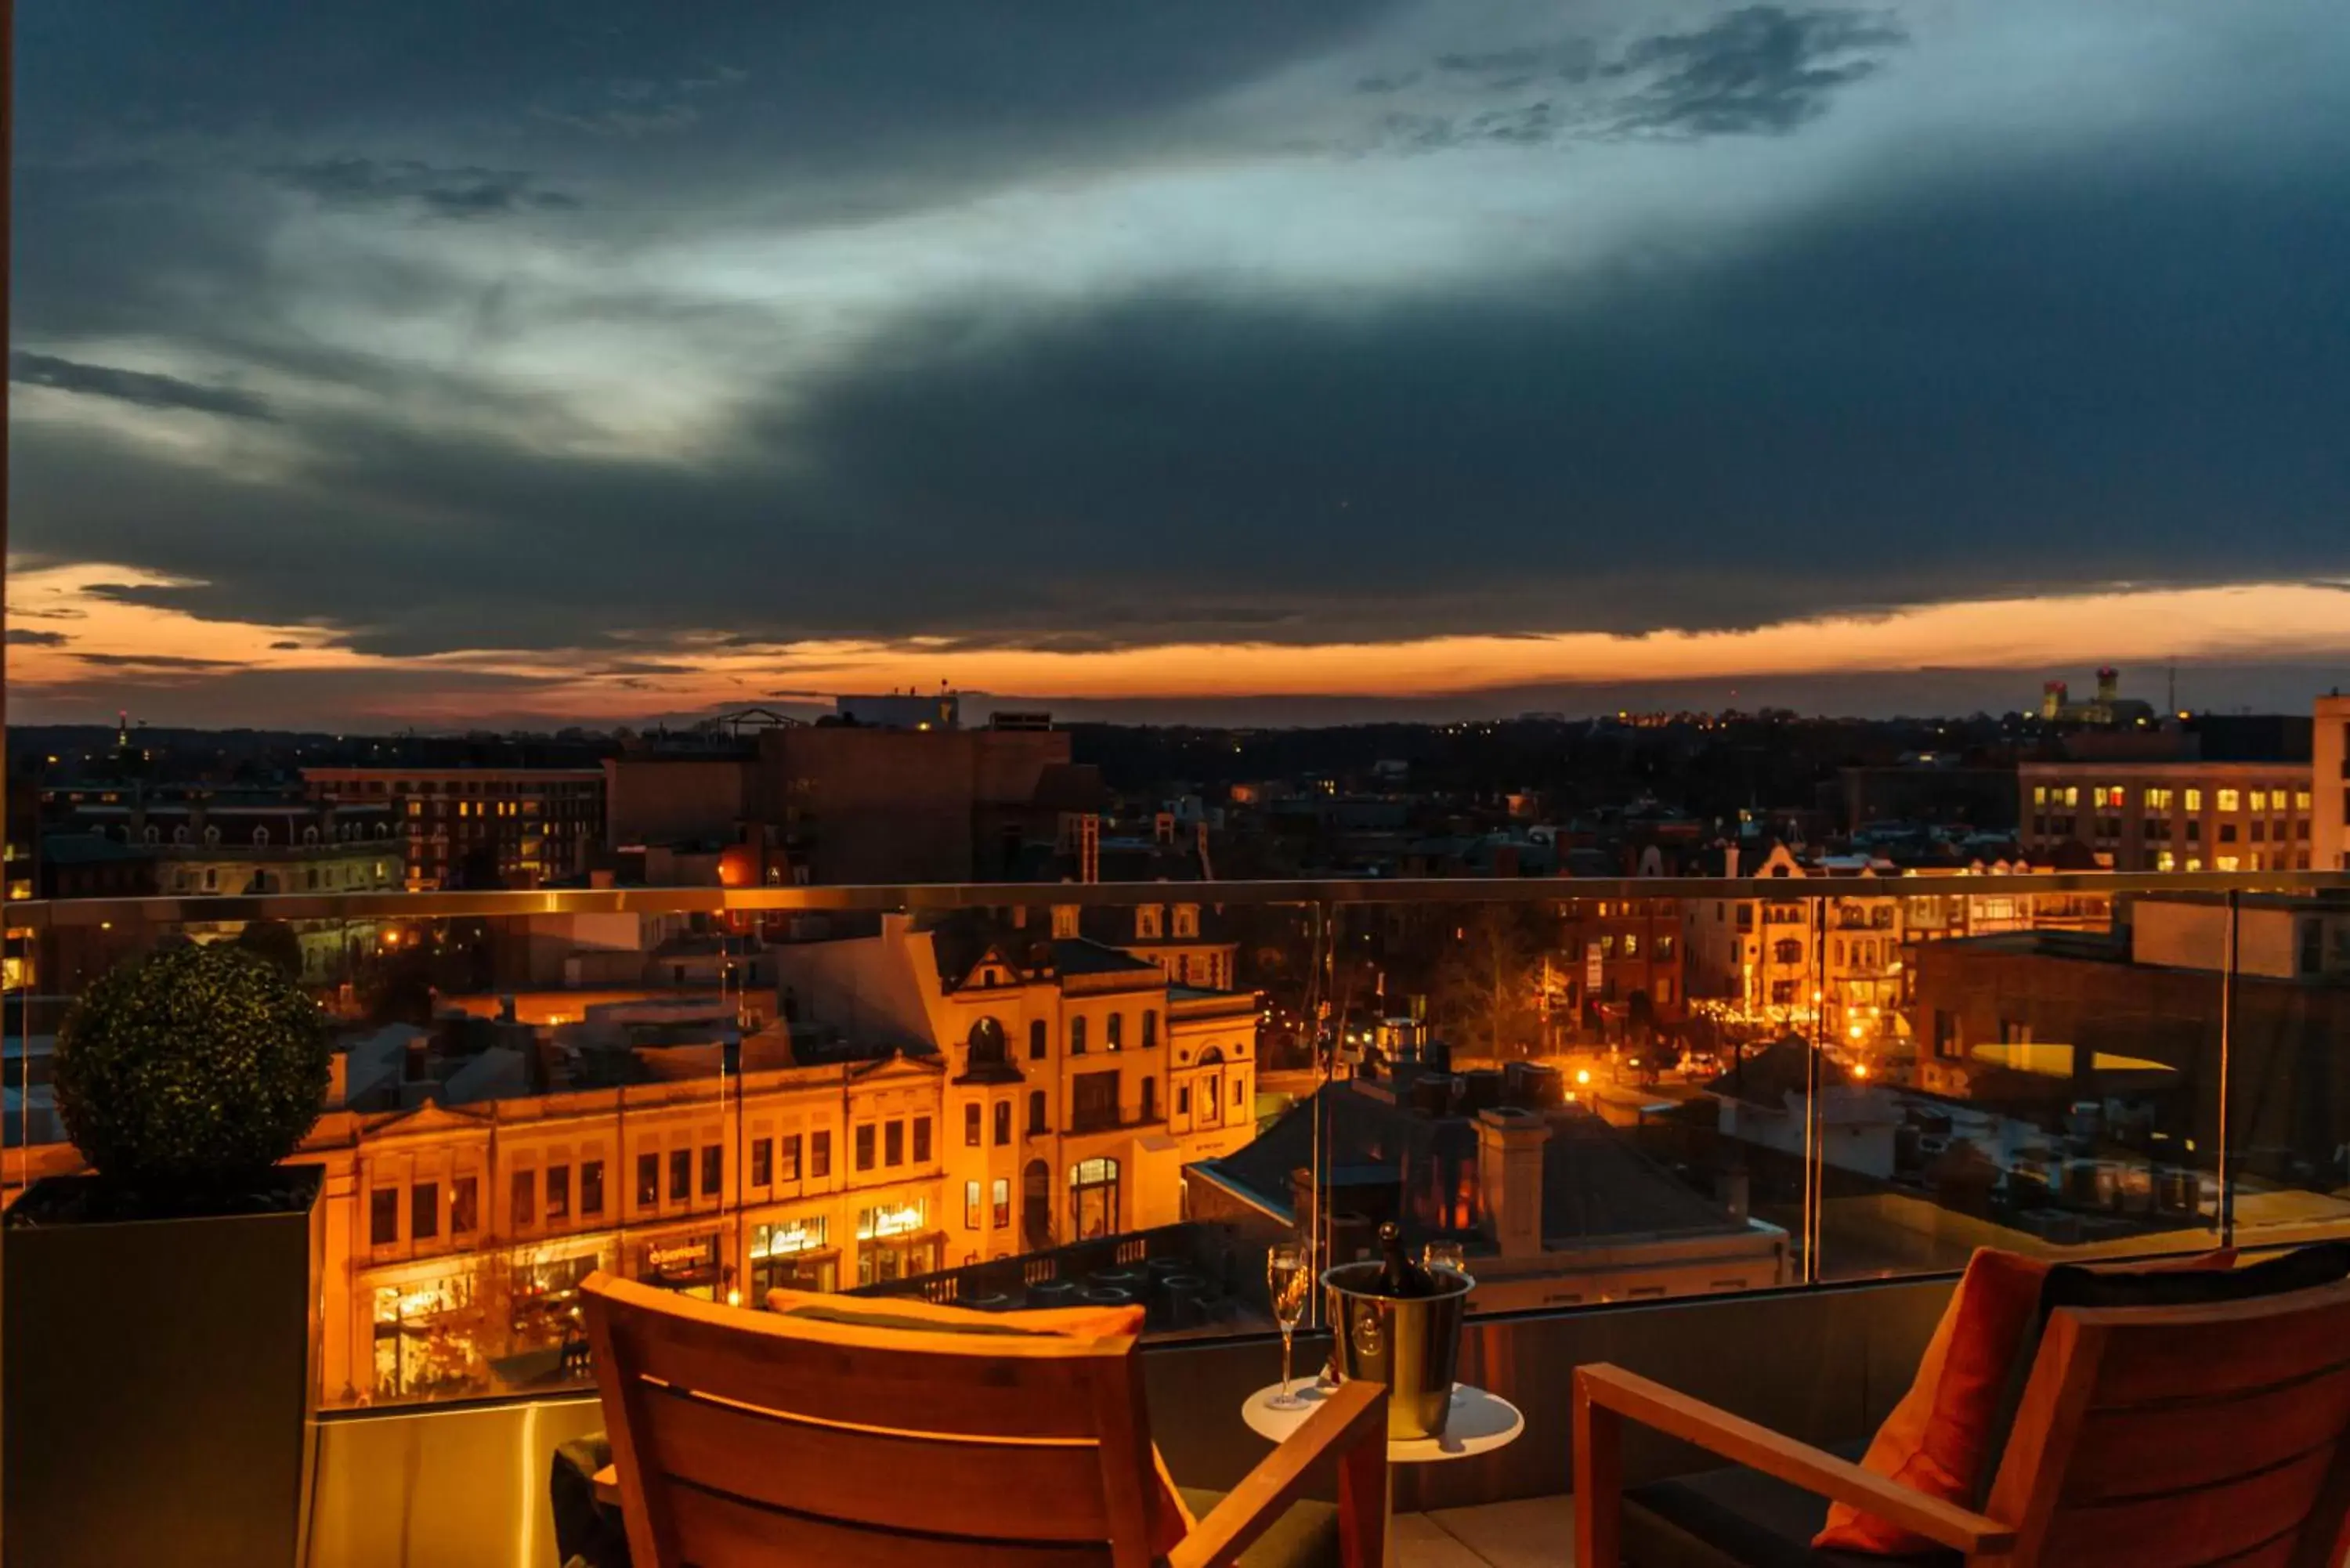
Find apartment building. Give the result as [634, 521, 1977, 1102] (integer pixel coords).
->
[2319, 694, 2349, 871]
[302, 768, 606, 890]
[2018, 761, 2314, 872]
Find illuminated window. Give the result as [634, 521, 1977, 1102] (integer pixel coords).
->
[2157, 850, 2176, 871]
[2186, 857, 2204, 872]
[965, 1180, 982, 1230]
[452, 1176, 479, 1234]
[2063, 786, 2079, 807]
[2218, 789, 2240, 812]
[2146, 788, 2173, 811]
[2250, 790, 2269, 813]
[2296, 789, 2312, 811]
[2033, 786, 2048, 805]
[992, 1178, 1010, 1228]
[2218, 855, 2240, 872]
[2186, 788, 2203, 811]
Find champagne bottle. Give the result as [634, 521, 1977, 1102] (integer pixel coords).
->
[1376, 1222, 1432, 1298]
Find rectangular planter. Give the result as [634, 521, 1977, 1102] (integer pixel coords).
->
[4, 1166, 325, 1568]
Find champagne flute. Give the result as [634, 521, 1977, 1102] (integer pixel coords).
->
[1265, 1241, 1312, 1411]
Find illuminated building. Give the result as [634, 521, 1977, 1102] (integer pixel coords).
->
[2019, 760, 2314, 873]
[2319, 693, 2349, 872]
[302, 767, 606, 890]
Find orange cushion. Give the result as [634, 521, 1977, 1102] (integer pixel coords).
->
[1817, 1246, 2236, 1555]
[765, 1288, 1193, 1554]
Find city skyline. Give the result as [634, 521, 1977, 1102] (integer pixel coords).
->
[10, 1, 2350, 727]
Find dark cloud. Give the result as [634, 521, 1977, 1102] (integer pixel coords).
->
[1617, 5, 1905, 136]
[7, 605, 88, 620]
[6, 629, 73, 648]
[74, 652, 244, 670]
[12, 127, 2350, 670]
[268, 639, 305, 649]
[266, 157, 582, 217]
[1359, 7, 1898, 153]
[9, 351, 276, 421]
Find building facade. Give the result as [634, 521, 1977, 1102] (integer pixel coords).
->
[302, 768, 606, 890]
[2018, 760, 2315, 872]
[2319, 695, 2349, 872]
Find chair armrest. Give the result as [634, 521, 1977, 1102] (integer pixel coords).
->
[1168, 1380, 1390, 1568]
[1574, 1364, 2014, 1557]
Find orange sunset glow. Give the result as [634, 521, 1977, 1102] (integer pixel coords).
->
[13, 559, 2349, 725]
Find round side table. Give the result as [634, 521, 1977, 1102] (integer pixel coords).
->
[1240, 1382, 1524, 1566]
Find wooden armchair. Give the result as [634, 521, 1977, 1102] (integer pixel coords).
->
[1575, 1279, 2350, 1568]
[579, 1272, 1390, 1567]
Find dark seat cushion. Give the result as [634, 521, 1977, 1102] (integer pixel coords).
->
[1177, 1485, 1343, 1568]
[1623, 1440, 1958, 1568]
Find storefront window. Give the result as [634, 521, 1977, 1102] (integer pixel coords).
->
[639, 1234, 723, 1299]
[508, 1250, 602, 1365]
[750, 1218, 835, 1299]
[855, 1201, 935, 1287]
[371, 1272, 485, 1400]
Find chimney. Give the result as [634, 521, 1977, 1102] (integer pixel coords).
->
[1475, 1107, 1551, 1259]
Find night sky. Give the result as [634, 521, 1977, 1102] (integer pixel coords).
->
[9, 2, 2350, 727]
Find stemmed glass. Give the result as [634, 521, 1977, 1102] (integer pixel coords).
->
[1423, 1240, 1466, 1278]
[1265, 1241, 1314, 1411]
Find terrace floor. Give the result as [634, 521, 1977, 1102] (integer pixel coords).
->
[1397, 1498, 1577, 1566]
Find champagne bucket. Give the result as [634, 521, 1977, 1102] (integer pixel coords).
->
[1321, 1261, 1474, 1439]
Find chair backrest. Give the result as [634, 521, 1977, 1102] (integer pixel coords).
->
[581, 1271, 1165, 1568]
[1986, 1278, 2350, 1568]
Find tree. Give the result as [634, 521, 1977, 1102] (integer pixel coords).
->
[233, 919, 306, 982]
[1430, 905, 1546, 1060]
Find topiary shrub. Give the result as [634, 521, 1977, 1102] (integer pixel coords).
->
[54, 941, 331, 1194]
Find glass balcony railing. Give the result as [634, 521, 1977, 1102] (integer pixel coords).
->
[5, 868, 2346, 1419]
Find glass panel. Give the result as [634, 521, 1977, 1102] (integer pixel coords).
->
[7, 874, 2339, 1418]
